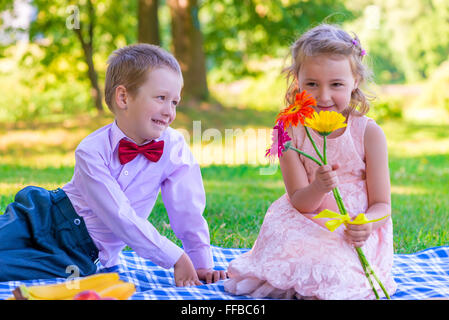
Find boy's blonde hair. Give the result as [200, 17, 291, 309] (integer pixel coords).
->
[283, 24, 373, 115]
[105, 43, 182, 112]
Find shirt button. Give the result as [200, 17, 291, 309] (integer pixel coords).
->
[74, 218, 81, 226]
[124, 170, 129, 176]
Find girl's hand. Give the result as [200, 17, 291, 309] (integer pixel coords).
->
[344, 222, 373, 248]
[196, 269, 228, 284]
[312, 164, 339, 194]
[174, 253, 202, 287]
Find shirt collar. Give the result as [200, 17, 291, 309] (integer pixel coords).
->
[109, 120, 167, 151]
[110, 121, 127, 152]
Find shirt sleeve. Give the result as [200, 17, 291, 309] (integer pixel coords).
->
[73, 147, 184, 269]
[160, 138, 214, 270]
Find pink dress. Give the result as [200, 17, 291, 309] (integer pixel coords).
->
[224, 115, 397, 300]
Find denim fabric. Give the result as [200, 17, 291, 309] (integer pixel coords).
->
[0, 186, 98, 281]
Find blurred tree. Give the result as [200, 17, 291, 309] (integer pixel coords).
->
[200, 0, 352, 80]
[138, 0, 160, 45]
[167, 0, 209, 102]
[3, 0, 447, 119]
[0, 1, 13, 10]
[12, 0, 137, 113]
[72, 0, 103, 112]
[345, 0, 449, 83]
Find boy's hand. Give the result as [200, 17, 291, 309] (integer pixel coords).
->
[312, 164, 339, 194]
[344, 222, 373, 248]
[196, 268, 228, 284]
[174, 253, 202, 287]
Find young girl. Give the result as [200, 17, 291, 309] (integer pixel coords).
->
[224, 24, 397, 300]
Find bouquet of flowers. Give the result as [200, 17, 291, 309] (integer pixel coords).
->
[266, 90, 390, 299]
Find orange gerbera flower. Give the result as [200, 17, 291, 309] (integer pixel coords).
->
[275, 91, 316, 129]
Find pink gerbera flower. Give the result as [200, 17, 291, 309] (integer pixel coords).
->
[265, 121, 291, 161]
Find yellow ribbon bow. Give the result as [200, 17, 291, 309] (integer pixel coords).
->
[313, 209, 390, 232]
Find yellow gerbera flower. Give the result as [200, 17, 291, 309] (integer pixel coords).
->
[304, 111, 347, 136]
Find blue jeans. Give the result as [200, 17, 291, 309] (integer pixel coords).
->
[0, 186, 98, 281]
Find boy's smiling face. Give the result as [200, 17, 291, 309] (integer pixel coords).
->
[115, 67, 183, 145]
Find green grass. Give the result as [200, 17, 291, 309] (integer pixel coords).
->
[389, 153, 449, 252]
[0, 113, 448, 254]
[149, 165, 285, 249]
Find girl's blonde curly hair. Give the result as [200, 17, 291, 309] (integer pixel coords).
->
[283, 24, 374, 115]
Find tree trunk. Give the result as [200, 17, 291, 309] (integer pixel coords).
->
[167, 0, 209, 102]
[138, 0, 160, 45]
[73, 0, 103, 113]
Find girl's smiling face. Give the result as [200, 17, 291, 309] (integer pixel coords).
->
[297, 54, 359, 116]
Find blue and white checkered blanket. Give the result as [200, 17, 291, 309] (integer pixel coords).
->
[1, 245, 448, 300]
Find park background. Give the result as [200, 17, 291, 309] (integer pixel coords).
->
[0, 0, 448, 254]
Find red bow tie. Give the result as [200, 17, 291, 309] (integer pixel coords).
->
[118, 139, 164, 165]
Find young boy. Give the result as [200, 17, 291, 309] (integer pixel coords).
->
[0, 44, 226, 286]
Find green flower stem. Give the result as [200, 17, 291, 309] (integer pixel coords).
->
[332, 188, 347, 215]
[286, 145, 322, 167]
[324, 140, 347, 217]
[323, 135, 327, 165]
[356, 248, 380, 299]
[333, 185, 389, 299]
[304, 126, 324, 163]
[357, 247, 391, 299]
[321, 137, 348, 217]
[321, 133, 390, 300]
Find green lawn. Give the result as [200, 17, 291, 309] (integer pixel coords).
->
[0, 114, 448, 254]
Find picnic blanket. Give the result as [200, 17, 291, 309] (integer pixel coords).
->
[1, 245, 448, 300]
